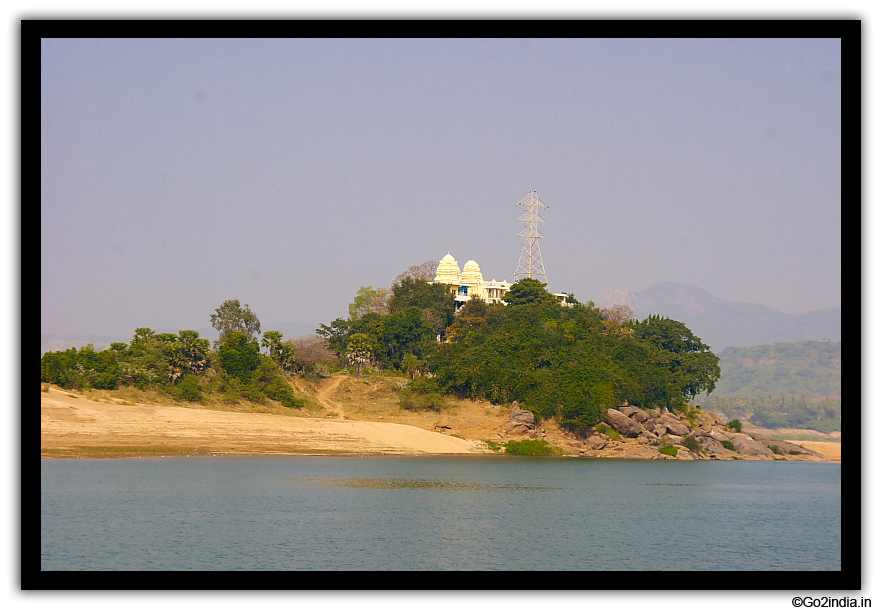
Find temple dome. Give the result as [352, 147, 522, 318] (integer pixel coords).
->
[434, 253, 462, 284]
[460, 259, 484, 285]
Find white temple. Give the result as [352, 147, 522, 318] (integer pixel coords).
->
[432, 253, 512, 310]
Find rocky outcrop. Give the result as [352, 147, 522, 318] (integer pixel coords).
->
[503, 401, 539, 437]
[576, 405, 831, 462]
[605, 408, 646, 438]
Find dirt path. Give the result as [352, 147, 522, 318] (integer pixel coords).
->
[41, 387, 483, 458]
[313, 375, 346, 417]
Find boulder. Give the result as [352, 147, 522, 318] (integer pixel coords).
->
[667, 434, 683, 445]
[731, 433, 775, 457]
[617, 406, 641, 418]
[665, 421, 691, 437]
[648, 408, 662, 419]
[509, 404, 536, 426]
[630, 410, 649, 423]
[605, 408, 647, 438]
[698, 437, 725, 454]
[585, 436, 607, 450]
[506, 423, 530, 436]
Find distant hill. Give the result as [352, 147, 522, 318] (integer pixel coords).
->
[710, 341, 841, 399]
[599, 282, 840, 350]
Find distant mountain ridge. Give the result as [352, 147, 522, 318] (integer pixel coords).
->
[599, 282, 840, 350]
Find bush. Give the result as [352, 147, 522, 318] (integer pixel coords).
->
[770, 444, 784, 455]
[504, 439, 558, 456]
[399, 377, 446, 411]
[720, 440, 737, 452]
[659, 444, 679, 457]
[788, 449, 802, 455]
[178, 375, 203, 402]
[727, 419, 743, 433]
[595, 423, 621, 440]
[681, 435, 701, 453]
[483, 440, 502, 452]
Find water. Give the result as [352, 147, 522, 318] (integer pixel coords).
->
[41, 457, 841, 571]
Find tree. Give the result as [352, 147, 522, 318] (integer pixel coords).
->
[217, 331, 262, 383]
[393, 260, 439, 285]
[502, 278, 558, 307]
[346, 333, 380, 376]
[176, 330, 210, 374]
[316, 318, 350, 358]
[601, 303, 635, 324]
[390, 277, 455, 332]
[634, 314, 721, 404]
[210, 300, 261, 346]
[290, 334, 336, 374]
[261, 330, 296, 372]
[349, 286, 389, 320]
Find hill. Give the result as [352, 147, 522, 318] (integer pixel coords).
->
[600, 283, 840, 350]
[698, 340, 841, 433]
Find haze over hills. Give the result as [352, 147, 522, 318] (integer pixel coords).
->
[599, 282, 840, 350]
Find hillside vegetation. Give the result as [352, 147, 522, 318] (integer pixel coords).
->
[700, 341, 841, 432]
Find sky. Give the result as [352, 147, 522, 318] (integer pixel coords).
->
[40, 36, 841, 342]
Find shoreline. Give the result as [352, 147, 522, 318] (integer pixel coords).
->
[41, 386, 839, 462]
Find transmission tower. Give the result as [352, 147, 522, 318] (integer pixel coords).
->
[514, 190, 549, 284]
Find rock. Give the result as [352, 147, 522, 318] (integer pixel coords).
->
[699, 437, 725, 454]
[434, 420, 452, 430]
[667, 434, 683, 445]
[731, 433, 775, 457]
[638, 436, 651, 445]
[700, 424, 714, 433]
[509, 405, 536, 426]
[528, 429, 543, 439]
[630, 410, 649, 423]
[506, 423, 530, 436]
[665, 421, 691, 437]
[605, 408, 647, 438]
[585, 436, 607, 451]
[618, 400, 629, 407]
[617, 406, 641, 417]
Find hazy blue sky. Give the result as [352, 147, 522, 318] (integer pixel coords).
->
[41, 38, 841, 340]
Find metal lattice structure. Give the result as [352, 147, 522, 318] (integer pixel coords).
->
[514, 190, 549, 284]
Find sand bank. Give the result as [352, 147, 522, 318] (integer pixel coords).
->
[790, 441, 841, 462]
[41, 388, 483, 458]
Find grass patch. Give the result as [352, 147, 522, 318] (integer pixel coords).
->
[769, 444, 784, 455]
[596, 423, 621, 440]
[720, 440, 737, 452]
[504, 439, 559, 456]
[680, 435, 701, 453]
[788, 449, 802, 455]
[483, 440, 502, 452]
[659, 444, 678, 457]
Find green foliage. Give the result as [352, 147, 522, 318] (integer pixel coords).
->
[502, 278, 558, 307]
[316, 318, 351, 358]
[504, 439, 558, 456]
[659, 445, 679, 457]
[788, 449, 802, 455]
[217, 332, 262, 384]
[261, 331, 296, 372]
[634, 315, 721, 404]
[720, 440, 737, 452]
[178, 375, 203, 402]
[399, 377, 446, 411]
[483, 440, 502, 452]
[595, 423, 621, 441]
[770, 444, 784, 455]
[210, 299, 261, 345]
[727, 419, 743, 433]
[681, 435, 701, 453]
[390, 277, 455, 332]
[705, 393, 840, 432]
[349, 286, 386, 320]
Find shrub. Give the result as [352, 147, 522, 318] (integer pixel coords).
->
[483, 440, 502, 452]
[178, 375, 203, 402]
[789, 449, 802, 455]
[399, 377, 446, 411]
[770, 444, 784, 455]
[504, 439, 558, 456]
[720, 440, 737, 452]
[659, 444, 679, 457]
[681, 435, 701, 453]
[595, 423, 621, 441]
[727, 419, 743, 433]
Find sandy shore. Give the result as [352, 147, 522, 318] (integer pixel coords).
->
[789, 441, 841, 462]
[41, 388, 484, 458]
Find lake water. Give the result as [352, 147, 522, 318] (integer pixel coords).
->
[41, 456, 841, 571]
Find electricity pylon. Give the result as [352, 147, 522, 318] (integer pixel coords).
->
[514, 190, 549, 284]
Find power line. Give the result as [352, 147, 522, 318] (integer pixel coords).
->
[514, 190, 549, 284]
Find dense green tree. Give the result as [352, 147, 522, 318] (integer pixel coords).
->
[634, 314, 721, 403]
[349, 286, 386, 320]
[346, 333, 381, 376]
[210, 300, 261, 346]
[390, 277, 455, 331]
[217, 331, 262, 384]
[502, 278, 559, 307]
